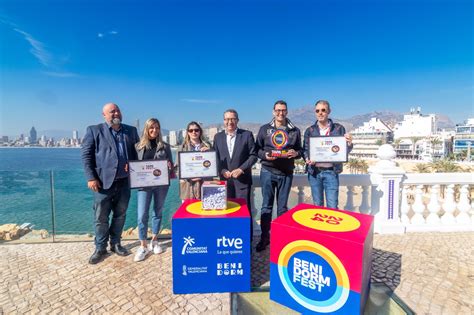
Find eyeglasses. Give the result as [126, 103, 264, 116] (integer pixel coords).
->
[188, 128, 200, 133]
[315, 108, 327, 113]
[224, 118, 238, 122]
[274, 109, 287, 113]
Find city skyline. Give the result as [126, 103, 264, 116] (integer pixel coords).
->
[1, 0, 472, 136]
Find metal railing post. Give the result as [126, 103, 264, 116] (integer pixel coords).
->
[49, 170, 56, 242]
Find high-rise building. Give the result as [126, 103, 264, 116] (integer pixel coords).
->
[203, 127, 220, 144]
[393, 107, 437, 139]
[73, 130, 79, 140]
[169, 130, 178, 146]
[135, 119, 140, 132]
[30, 127, 37, 144]
[453, 118, 474, 154]
[350, 118, 393, 158]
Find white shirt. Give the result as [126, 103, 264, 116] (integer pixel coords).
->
[226, 129, 237, 158]
[315, 125, 333, 168]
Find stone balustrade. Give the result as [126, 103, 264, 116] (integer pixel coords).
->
[250, 144, 473, 234]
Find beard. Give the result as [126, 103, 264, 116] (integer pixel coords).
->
[111, 117, 122, 125]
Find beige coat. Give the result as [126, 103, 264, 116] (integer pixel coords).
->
[178, 141, 212, 200]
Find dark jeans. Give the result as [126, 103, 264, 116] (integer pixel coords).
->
[308, 170, 339, 209]
[260, 168, 293, 217]
[93, 178, 131, 250]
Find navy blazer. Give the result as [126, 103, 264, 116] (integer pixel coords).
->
[81, 123, 139, 189]
[213, 129, 257, 186]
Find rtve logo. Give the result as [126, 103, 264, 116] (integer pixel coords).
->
[217, 236, 243, 249]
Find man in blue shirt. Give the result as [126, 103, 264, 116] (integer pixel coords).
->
[82, 103, 139, 264]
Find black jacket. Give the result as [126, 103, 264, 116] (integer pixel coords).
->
[255, 118, 302, 176]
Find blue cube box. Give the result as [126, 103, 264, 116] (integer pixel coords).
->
[172, 198, 251, 294]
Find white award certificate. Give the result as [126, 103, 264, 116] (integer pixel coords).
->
[129, 160, 170, 188]
[309, 136, 348, 163]
[178, 151, 218, 179]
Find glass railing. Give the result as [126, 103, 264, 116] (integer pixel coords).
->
[0, 170, 181, 243]
[1, 169, 306, 243]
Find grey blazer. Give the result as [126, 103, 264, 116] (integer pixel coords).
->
[81, 123, 139, 189]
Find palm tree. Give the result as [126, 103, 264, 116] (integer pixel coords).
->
[414, 163, 431, 173]
[429, 159, 461, 173]
[347, 158, 359, 174]
[409, 137, 422, 157]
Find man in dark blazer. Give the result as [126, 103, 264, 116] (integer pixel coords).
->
[213, 109, 257, 240]
[81, 103, 140, 264]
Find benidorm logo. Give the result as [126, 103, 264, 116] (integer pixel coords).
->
[277, 240, 350, 313]
[292, 209, 360, 232]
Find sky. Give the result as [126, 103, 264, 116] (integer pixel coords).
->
[0, 0, 472, 137]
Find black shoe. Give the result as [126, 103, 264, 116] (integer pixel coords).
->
[110, 244, 130, 256]
[89, 249, 107, 264]
[256, 238, 270, 252]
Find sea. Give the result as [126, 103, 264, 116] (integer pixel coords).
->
[0, 147, 181, 234]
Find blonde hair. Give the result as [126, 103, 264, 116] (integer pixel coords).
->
[137, 118, 165, 151]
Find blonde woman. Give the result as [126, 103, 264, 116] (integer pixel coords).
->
[134, 118, 173, 262]
[179, 121, 211, 200]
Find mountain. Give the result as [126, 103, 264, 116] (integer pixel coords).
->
[288, 108, 455, 131]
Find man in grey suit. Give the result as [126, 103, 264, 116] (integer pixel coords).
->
[82, 103, 139, 264]
[213, 109, 257, 240]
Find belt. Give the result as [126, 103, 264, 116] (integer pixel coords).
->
[316, 167, 334, 171]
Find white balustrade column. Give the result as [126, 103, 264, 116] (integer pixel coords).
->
[345, 186, 355, 211]
[359, 186, 370, 214]
[368, 144, 406, 234]
[426, 184, 441, 225]
[441, 184, 456, 225]
[400, 186, 410, 225]
[456, 185, 471, 225]
[411, 185, 426, 225]
[250, 187, 260, 236]
[297, 186, 305, 204]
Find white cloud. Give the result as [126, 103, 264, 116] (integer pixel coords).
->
[13, 28, 53, 67]
[97, 30, 118, 39]
[1, 18, 79, 78]
[181, 98, 222, 104]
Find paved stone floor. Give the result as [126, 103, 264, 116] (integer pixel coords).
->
[0, 232, 473, 314]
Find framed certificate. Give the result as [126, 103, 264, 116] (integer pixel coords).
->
[129, 159, 170, 189]
[178, 151, 218, 179]
[309, 136, 348, 163]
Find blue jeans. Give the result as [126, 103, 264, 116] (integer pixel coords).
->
[93, 178, 131, 250]
[260, 168, 293, 217]
[137, 186, 169, 240]
[308, 170, 339, 209]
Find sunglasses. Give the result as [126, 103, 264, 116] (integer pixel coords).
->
[188, 128, 200, 133]
[315, 108, 327, 113]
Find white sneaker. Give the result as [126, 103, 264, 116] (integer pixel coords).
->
[148, 240, 164, 254]
[134, 246, 150, 262]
